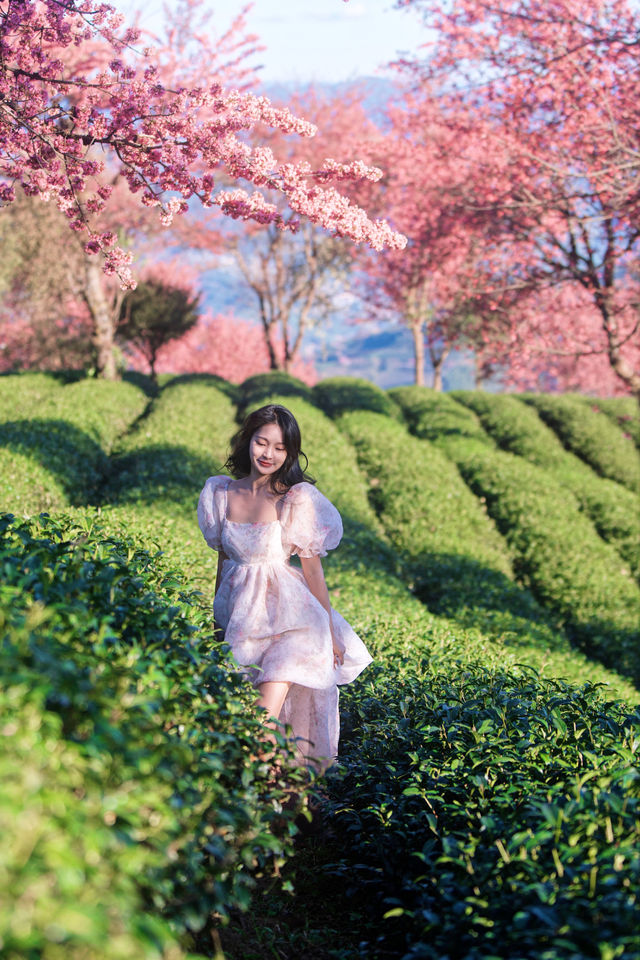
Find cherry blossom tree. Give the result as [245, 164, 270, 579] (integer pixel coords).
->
[0, 0, 404, 270]
[357, 89, 530, 388]
[397, 0, 640, 398]
[0, 0, 404, 379]
[183, 85, 384, 373]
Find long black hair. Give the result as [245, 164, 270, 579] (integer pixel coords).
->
[224, 404, 315, 495]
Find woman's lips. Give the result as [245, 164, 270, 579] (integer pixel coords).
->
[258, 459, 272, 466]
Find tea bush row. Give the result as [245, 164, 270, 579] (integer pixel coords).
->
[0, 511, 306, 959]
[585, 395, 640, 450]
[326, 660, 640, 960]
[523, 393, 640, 494]
[0, 376, 148, 513]
[96, 377, 240, 583]
[391, 387, 640, 684]
[336, 407, 640, 695]
[452, 390, 640, 580]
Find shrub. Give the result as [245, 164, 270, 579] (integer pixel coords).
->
[389, 385, 489, 445]
[0, 371, 62, 421]
[0, 379, 148, 513]
[0, 511, 307, 955]
[449, 444, 640, 682]
[335, 410, 594, 664]
[452, 390, 640, 580]
[583, 395, 640, 450]
[523, 393, 640, 494]
[391, 386, 640, 685]
[314, 376, 401, 420]
[238, 372, 312, 420]
[326, 662, 640, 959]
[102, 381, 235, 510]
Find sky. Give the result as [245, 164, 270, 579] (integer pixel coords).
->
[112, 0, 427, 85]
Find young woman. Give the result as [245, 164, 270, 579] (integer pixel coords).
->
[197, 403, 372, 772]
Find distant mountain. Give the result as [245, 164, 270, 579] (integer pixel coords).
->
[263, 75, 403, 123]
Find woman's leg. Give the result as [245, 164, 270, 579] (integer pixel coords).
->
[257, 680, 291, 730]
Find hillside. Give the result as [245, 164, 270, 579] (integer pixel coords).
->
[1, 371, 639, 960]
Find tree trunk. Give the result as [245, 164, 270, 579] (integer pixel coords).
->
[411, 321, 425, 386]
[431, 345, 449, 391]
[84, 258, 117, 379]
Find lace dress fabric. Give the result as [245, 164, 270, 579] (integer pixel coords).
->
[197, 475, 373, 770]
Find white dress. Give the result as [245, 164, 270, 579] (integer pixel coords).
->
[197, 475, 373, 770]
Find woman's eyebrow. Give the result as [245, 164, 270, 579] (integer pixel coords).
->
[254, 433, 284, 444]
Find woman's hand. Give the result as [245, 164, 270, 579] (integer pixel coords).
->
[332, 632, 344, 667]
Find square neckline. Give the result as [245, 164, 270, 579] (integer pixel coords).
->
[223, 477, 284, 526]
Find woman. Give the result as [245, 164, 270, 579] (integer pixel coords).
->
[197, 403, 372, 772]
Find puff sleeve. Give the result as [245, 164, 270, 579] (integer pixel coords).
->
[197, 475, 229, 550]
[281, 482, 343, 559]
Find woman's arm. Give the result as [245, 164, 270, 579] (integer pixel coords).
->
[300, 555, 344, 666]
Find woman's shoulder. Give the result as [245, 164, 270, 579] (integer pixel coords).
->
[284, 480, 320, 502]
[284, 481, 337, 510]
[203, 474, 232, 493]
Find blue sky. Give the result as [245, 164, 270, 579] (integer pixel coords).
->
[113, 0, 426, 84]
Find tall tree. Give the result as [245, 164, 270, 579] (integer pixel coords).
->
[357, 91, 524, 388]
[185, 86, 385, 372]
[117, 263, 200, 382]
[0, 0, 405, 376]
[398, 0, 640, 398]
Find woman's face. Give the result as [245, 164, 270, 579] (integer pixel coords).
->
[249, 421, 287, 478]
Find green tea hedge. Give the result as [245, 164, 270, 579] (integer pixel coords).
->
[0, 378, 148, 513]
[391, 387, 640, 684]
[326, 661, 640, 959]
[452, 390, 640, 580]
[314, 376, 401, 420]
[0, 511, 306, 957]
[523, 393, 640, 494]
[584, 395, 640, 451]
[238, 372, 312, 420]
[335, 409, 612, 675]
[0, 372, 61, 421]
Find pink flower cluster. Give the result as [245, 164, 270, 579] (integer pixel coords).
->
[0, 0, 405, 287]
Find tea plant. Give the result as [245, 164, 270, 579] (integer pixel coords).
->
[523, 393, 640, 494]
[391, 387, 640, 685]
[452, 390, 640, 580]
[0, 511, 306, 958]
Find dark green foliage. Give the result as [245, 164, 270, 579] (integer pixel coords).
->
[0, 512, 306, 958]
[314, 376, 401, 420]
[523, 393, 640, 494]
[117, 279, 200, 380]
[452, 390, 640, 580]
[326, 663, 640, 959]
[163, 371, 241, 403]
[238, 372, 312, 420]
